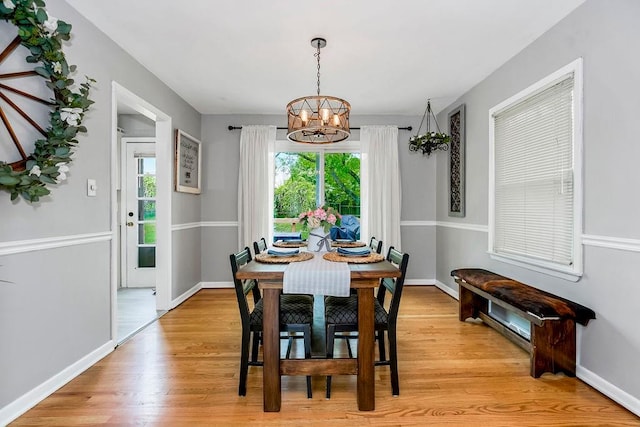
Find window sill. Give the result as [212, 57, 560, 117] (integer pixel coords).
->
[488, 252, 582, 282]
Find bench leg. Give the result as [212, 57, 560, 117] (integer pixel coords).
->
[531, 320, 576, 378]
[458, 284, 488, 321]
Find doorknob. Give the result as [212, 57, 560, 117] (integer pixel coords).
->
[127, 221, 134, 227]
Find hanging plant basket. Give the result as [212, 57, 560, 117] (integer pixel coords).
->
[409, 99, 449, 156]
[409, 132, 450, 156]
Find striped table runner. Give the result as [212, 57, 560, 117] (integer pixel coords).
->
[283, 252, 350, 296]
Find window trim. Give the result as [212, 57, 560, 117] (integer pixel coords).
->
[488, 58, 583, 281]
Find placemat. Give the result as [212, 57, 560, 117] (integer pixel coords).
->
[331, 240, 367, 248]
[273, 240, 307, 248]
[255, 251, 314, 263]
[323, 252, 385, 263]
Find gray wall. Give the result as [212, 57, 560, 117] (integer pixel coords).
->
[435, 0, 640, 406]
[118, 114, 155, 137]
[199, 114, 437, 284]
[0, 0, 201, 410]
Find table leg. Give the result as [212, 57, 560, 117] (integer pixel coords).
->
[263, 287, 281, 412]
[357, 284, 375, 411]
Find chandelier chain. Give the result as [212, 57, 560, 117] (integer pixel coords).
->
[315, 43, 321, 96]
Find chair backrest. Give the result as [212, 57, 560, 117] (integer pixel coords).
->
[253, 237, 267, 256]
[369, 236, 383, 254]
[229, 247, 261, 326]
[377, 246, 409, 325]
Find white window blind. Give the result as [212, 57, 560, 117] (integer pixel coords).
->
[492, 74, 575, 268]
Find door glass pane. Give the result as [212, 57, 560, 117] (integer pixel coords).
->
[137, 175, 157, 198]
[274, 152, 317, 237]
[138, 247, 156, 268]
[138, 200, 156, 221]
[138, 223, 156, 245]
[138, 157, 156, 175]
[324, 153, 361, 217]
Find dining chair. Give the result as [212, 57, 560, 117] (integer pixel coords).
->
[253, 237, 268, 255]
[324, 246, 410, 397]
[369, 236, 383, 254]
[229, 247, 314, 397]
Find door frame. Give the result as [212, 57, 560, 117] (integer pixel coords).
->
[111, 82, 172, 344]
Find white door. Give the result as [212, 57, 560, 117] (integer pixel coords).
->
[123, 141, 157, 287]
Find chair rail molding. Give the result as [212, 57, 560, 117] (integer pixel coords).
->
[201, 221, 239, 227]
[0, 231, 112, 256]
[436, 221, 489, 233]
[581, 234, 640, 253]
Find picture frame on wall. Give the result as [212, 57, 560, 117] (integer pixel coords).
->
[448, 104, 465, 217]
[175, 129, 202, 194]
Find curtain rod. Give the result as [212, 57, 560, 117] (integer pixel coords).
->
[227, 125, 412, 131]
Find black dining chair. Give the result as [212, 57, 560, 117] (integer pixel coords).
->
[229, 247, 314, 397]
[324, 246, 409, 397]
[253, 237, 268, 255]
[369, 236, 383, 254]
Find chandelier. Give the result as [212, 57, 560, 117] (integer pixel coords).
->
[286, 38, 351, 144]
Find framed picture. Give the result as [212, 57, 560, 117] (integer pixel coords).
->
[448, 104, 465, 217]
[175, 129, 202, 194]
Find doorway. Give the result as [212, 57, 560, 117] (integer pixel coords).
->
[117, 139, 160, 342]
[112, 83, 172, 344]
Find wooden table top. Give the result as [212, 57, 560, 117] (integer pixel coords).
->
[235, 253, 401, 282]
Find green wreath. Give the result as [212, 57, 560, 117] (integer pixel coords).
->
[0, 0, 93, 202]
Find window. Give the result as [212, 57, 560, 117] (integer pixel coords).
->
[489, 59, 583, 280]
[272, 140, 361, 238]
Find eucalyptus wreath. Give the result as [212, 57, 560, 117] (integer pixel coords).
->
[0, 0, 94, 202]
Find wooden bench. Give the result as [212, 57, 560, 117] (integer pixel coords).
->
[451, 268, 595, 378]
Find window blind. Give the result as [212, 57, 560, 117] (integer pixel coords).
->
[493, 75, 575, 266]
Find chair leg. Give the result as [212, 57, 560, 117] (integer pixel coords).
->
[388, 326, 399, 396]
[251, 331, 260, 363]
[326, 324, 336, 399]
[378, 329, 387, 362]
[239, 329, 251, 396]
[285, 335, 294, 359]
[345, 335, 354, 358]
[304, 325, 312, 399]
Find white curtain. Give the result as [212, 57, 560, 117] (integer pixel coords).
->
[238, 125, 276, 250]
[361, 126, 402, 252]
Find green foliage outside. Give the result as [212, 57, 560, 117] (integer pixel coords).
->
[274, 152, 361, 224]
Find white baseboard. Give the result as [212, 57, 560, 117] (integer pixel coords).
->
[0, 340, 115, 426]
[435, 280, 459, 300]
[171, 282, 203, 309]
[403, 279, 434, 286]
[201, 281, 234, 289]
[577, 365, 640, 417]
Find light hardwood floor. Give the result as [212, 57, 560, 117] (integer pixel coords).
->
[12, 287, 639, 426]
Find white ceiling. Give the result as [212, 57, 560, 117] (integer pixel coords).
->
[65, 0, 585, 116]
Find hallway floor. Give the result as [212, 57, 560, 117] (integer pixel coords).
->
[117, 287, 162, 343]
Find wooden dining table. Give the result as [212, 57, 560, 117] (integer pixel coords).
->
[235, 252, 401, 412]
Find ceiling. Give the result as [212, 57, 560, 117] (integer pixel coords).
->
[65, 0, 585, 116]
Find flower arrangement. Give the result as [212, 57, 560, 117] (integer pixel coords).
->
[408, 131, 450, 156]
[298, 206, 341, 231]
[0, 0, 94, 202]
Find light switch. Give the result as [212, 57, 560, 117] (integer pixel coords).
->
[87, 179, 97, 196]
